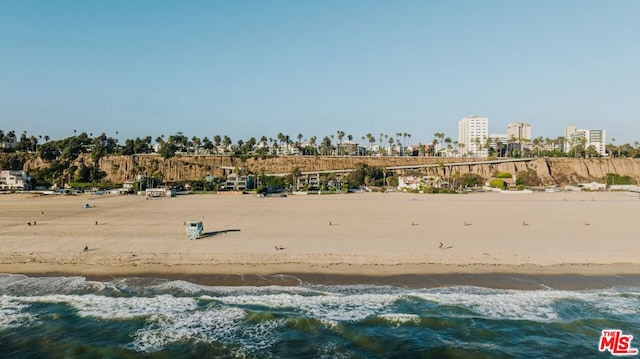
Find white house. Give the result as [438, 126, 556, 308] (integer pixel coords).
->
[398, 175, 445, 191]
[0, 170, 32, 190]
[398, 175, 421, 190]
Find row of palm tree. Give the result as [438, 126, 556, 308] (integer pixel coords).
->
[0, 130, 51, 153]
[3, 128, 640, 159]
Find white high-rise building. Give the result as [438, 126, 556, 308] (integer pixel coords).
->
[564, 126, 606, 156]
[506, 122, 532, 142]
[458, 116, 488, 157]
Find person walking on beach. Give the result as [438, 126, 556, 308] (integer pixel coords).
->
[83, 245, 88, 252]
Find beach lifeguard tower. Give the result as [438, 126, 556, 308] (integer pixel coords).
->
[185, 221, 204, 240]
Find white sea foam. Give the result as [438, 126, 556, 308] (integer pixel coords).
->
[577, 291, 640, 317]
[412, 287, 561, 322]
[0, 296, 36, 329]
[0, 274, 105, 295]
[378, 313, 421, 326]
[412, 287, 640, 322]
[131, 307, 246, 352]
[130, 307, 287, 353]
[147, 280, 216, 295]
[216, 292, 399, 322]
[16, 294, 198, 319]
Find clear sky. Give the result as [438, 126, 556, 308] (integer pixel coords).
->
[1, 0, 639, 144]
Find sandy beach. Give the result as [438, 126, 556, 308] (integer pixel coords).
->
[1, 191, 640, 284]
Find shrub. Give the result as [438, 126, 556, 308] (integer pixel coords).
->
[516, 169, 541, 186]
[459, 173, 485, 187]
[495, 172, 512, 179]
[489, 179, 506, 189]
[604, 173, 636, 185]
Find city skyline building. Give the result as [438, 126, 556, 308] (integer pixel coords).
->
[458, 116, 489, 157]
[506, 122, 532, 142]
[564, 126, 607, 156]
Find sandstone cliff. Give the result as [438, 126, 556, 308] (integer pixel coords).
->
[20, 154, 640, 185]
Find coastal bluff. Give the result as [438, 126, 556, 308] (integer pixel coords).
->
[20, 155, 640, 185]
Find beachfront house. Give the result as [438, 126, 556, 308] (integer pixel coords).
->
[296, 173, 320, 190]
[225, 174, 254, 191]
[398, 175, 421, 191]
[397, 175, 445, 191]
[0, 170, 33, 190]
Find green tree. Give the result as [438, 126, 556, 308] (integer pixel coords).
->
[159, 142, 177, 159]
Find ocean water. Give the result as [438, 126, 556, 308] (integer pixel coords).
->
[1, 274, 639, 358]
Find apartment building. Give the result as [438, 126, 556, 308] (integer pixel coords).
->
[458, 116, 489, 157]
[564, 126, 606, 156]
[506, 122, 532, 142]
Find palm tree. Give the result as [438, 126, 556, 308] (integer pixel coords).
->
[29, 135, 38, 152]
[444, 137, 452, 156]
[291, 166, 302, 191]
[268, 137, 274, 154]
[532, 137, 541, 157]
[381, 167, 388, 188]
[433, 132, 445, 156]
[321, 136, 332, 155]
[610, 138, 616, 158]
[223, 135, 232, 147]
[367, 133, 375, 153]
[192, 136, 201, 154]
[6, 130, 16, 148]
[310, 136, 317, 152]
[336, 131, 345, 155]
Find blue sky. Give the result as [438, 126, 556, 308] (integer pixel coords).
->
[1, 0, 639, 144]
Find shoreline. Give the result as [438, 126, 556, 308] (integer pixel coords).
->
[3, 262, 640, 290]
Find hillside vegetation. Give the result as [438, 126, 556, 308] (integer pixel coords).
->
[3, 152, 640, 188]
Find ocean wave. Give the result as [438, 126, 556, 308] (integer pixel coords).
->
[2, 276, 640, 355]
[0, 297, 35, 329]
[130, 307, 249, 352]
[12, 294, 198, 319]
[215, 292, 400, 322]
[377, 313, 422, 326]
[410, 286, 640, 322]
[0, 273, 105, 296]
